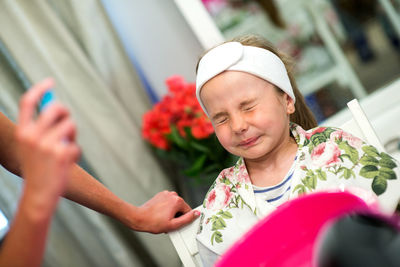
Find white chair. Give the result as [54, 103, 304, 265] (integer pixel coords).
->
[168, 206, 203, 267]
[168, 99, 384, 267]
[339, 99, 385, 152]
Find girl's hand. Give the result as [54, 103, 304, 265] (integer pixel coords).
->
[15, 78, 80, 210]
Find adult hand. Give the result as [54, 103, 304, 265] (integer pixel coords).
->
[134, 191, 200, 234]
[15, 78, 80, 210]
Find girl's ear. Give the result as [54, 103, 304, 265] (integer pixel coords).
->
[285, 94, 295, 115]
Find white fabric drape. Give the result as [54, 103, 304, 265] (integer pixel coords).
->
[0, 0, 179, 266]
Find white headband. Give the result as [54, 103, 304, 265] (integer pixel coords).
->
[196, 42, 295, 116]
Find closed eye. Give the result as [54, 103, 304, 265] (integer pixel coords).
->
[216, 117, 228, 124]
[240, 99, 257, 111]
[243, 104, 256, 111]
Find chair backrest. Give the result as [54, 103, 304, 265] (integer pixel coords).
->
[168, 206, 203, 267]
[168, 99, 384, 267]
[339, 99, 385, 151]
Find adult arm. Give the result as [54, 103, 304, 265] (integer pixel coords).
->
[0, 79, 199, 233]
[0, 82, 80, 266]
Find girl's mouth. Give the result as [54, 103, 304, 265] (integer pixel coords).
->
[238, 136, 259, 147]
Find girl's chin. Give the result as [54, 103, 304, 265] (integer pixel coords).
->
[241, 150, 268, 161]
[242, 146, 276, 161]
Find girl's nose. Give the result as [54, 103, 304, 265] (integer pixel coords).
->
[231, 114, 248, 134]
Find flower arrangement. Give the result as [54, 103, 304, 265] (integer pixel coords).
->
[142, 75, 237, 185]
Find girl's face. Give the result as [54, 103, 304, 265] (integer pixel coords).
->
[200, 71, 295, 161]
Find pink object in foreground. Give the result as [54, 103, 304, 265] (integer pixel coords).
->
[215, 191, 370, 267]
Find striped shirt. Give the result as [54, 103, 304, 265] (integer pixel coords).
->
[252, 156, 298, 207]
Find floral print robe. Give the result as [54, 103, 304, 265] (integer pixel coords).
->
[196, 124, 400, 256]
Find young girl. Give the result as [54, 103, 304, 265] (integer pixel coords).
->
[194, 34, 400, 265]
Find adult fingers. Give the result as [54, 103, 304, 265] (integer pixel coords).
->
[43, 116, 77, 145]
[169, 209, 200, 231]
[63, 143, 81, 165]
[42, 118, 80, 164]
[18, 78, 54, 127]
[69, 144, 81, 162]
[175, 197, 192, 215]
[36, 103, 70, 134]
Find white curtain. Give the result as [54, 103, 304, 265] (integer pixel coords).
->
[0, 0, 180, 266]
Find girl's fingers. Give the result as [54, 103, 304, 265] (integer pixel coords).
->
[18, 78, 54, 127]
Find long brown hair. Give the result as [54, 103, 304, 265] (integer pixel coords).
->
[196, 34, 317, 130]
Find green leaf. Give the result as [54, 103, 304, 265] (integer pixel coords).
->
[215, 236, 223, 243]
[350, 169, 356, 179]
[310, 133, 326, 146]
[189, 141, 211, 154]
[220, 211, 233, 219]
[183, 154, 207, 177]
[303, 138, 310, 147]
[339, 141, 359, 164]
[202, 163, 220, 175]
[311, 175, 317, 188]
[223, 179, 231, 185]
[304, 175, 317, 190]
[359, 165, 379, 179]
[340, 154, 352, 162]
[334, 166, 346, 177]
[323, 128, 337, 139]
[379, 158, 397, 169]
[360, 155, 379, 166]
[379, 167, 397, 180]
[228, 153, 239, 164]
[217, 217, 226, 228]
[216, 217, 225, 228]
[380, 152, 395, 160]
[372, 176, 387, 195]
[306, 169, 314, 177]
[316, 169, 327, 181]
[211, 231, 223, 245]
[343, 168, 352, 179]
[362, 145, 379, 157]
[214, 231, 223, 243]
[294, 184, 306, 195]
[168, 126, 188, 149]
[212, 220, 222, 231]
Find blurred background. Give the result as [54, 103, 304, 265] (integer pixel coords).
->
[0, 0, 399, 266]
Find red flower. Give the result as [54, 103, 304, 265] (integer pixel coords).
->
[306, 127, 326, 139]
[206, 183, 233, 211]
[165, 75, 185, 94]
[142, 110, 171, 150]
[311, 141, 341, 167]
[141, 75, 214, 150]
[191, 117, 214, 139]
[312, 127, 326, 135]
[177, 118, 192, 137]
